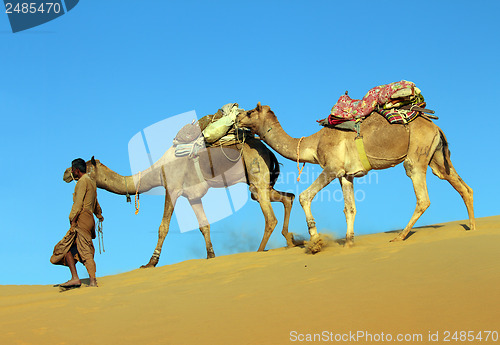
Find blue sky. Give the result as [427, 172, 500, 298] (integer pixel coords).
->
[1, 0, 498, 285]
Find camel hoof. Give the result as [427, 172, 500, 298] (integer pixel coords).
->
[390, 236, 404, 243]
[207, 253, 216, 259]
[344, 238, 354, 248]
[140, 260, 158, 268]
[306, 235, 324, 254]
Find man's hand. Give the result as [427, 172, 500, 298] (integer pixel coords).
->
[97, 215, 104, 222]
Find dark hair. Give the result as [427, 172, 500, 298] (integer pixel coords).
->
[72, 158, 87, 173]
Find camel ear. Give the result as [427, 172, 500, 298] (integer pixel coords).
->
[256, 102, 262, 111]
[91, 156, 97, 166]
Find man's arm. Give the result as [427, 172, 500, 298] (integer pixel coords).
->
[69, 180, 86, 224]
[94, 199, 104, 221]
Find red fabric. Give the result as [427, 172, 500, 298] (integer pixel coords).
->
[328, 81, 416, 125]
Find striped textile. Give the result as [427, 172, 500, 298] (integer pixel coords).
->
[378, 102, 426, 124]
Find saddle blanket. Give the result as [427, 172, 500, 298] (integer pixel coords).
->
[327, 80, 418, 125]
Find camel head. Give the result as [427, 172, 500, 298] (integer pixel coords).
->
[237, 102, 275, 136]
[63, 156, 101, 183]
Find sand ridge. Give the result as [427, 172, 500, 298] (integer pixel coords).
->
[1, 216, 499, 345]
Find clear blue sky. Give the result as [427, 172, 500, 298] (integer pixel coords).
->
[1, 0, 498, 285]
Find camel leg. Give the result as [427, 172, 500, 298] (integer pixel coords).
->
[299, 168, 337, 253]
[391, 162, 430, 242]
[429, 150, 475, 230]
[339, 175, 356, 247]
[251, 186, 278, 251]
[141, 192, 178, 268]
[189, 198, 215, 258]
[269, 189, 296, 247]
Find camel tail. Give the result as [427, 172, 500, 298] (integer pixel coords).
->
[269, 149, 280, 188]
[438, 128, 451, 175]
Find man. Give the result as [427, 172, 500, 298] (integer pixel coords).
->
[51, 158, 103, 288]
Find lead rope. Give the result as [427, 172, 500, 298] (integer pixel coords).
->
[296, 137, 306, 182]
[124, 176, 131, 203]
[135, 171, 141, 215]
[97, 219, 105, 254]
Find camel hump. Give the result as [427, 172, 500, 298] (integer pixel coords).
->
[361, 113, 410, 163]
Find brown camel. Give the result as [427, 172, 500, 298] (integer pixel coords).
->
[62, 137, 295, 268]
[237, 102, 475, 251]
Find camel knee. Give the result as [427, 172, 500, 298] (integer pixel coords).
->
[267, 215, 278, 230]
[299, 191, 313, 208]
[417, 199, 431, 213]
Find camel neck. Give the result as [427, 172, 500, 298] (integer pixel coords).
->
[96, 164, 161, 195]
[258, 117, 319, 164]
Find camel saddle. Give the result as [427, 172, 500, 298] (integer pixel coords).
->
[317, 81, 437, 128]
[174, 103, 241, 146]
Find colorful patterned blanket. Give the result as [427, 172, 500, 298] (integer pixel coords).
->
[319, 80, 426, 126]
[378, 102, 425, 124]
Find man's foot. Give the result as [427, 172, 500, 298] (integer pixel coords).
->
[88, 279, 98, 287]
[59, 279, 81, 288]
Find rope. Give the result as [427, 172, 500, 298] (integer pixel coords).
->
[218, 126, 246, 162]
[124, 177, 131, 203]
[97, 219, 105, 254]
[135, 171, 141, 215]
[296, 136, 306, 182]
[161, 165, 168, 189]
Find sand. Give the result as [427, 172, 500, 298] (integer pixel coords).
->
[1, 216, 499, 345]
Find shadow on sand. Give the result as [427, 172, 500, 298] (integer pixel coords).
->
[384, 224, 447, 240]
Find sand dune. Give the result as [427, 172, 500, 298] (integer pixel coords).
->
[1, 216, 499, 345]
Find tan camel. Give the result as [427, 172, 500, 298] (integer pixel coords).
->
[237, 102, 475, 252]
[62, 137, 295, 268]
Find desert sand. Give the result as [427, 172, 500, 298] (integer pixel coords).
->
[1, 216, 499, 345]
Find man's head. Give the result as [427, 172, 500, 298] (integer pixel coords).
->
[71, 158, 86, 180]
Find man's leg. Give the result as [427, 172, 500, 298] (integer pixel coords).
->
[60, 249, 81, 287]
[84, 258, 98, 287]
[75, 232, 98, 287]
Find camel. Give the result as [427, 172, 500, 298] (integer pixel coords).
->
[62, 136, 295, 268]
[237, 102, 475, 252]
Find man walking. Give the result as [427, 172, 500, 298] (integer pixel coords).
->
[51, 158, 103, 288]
